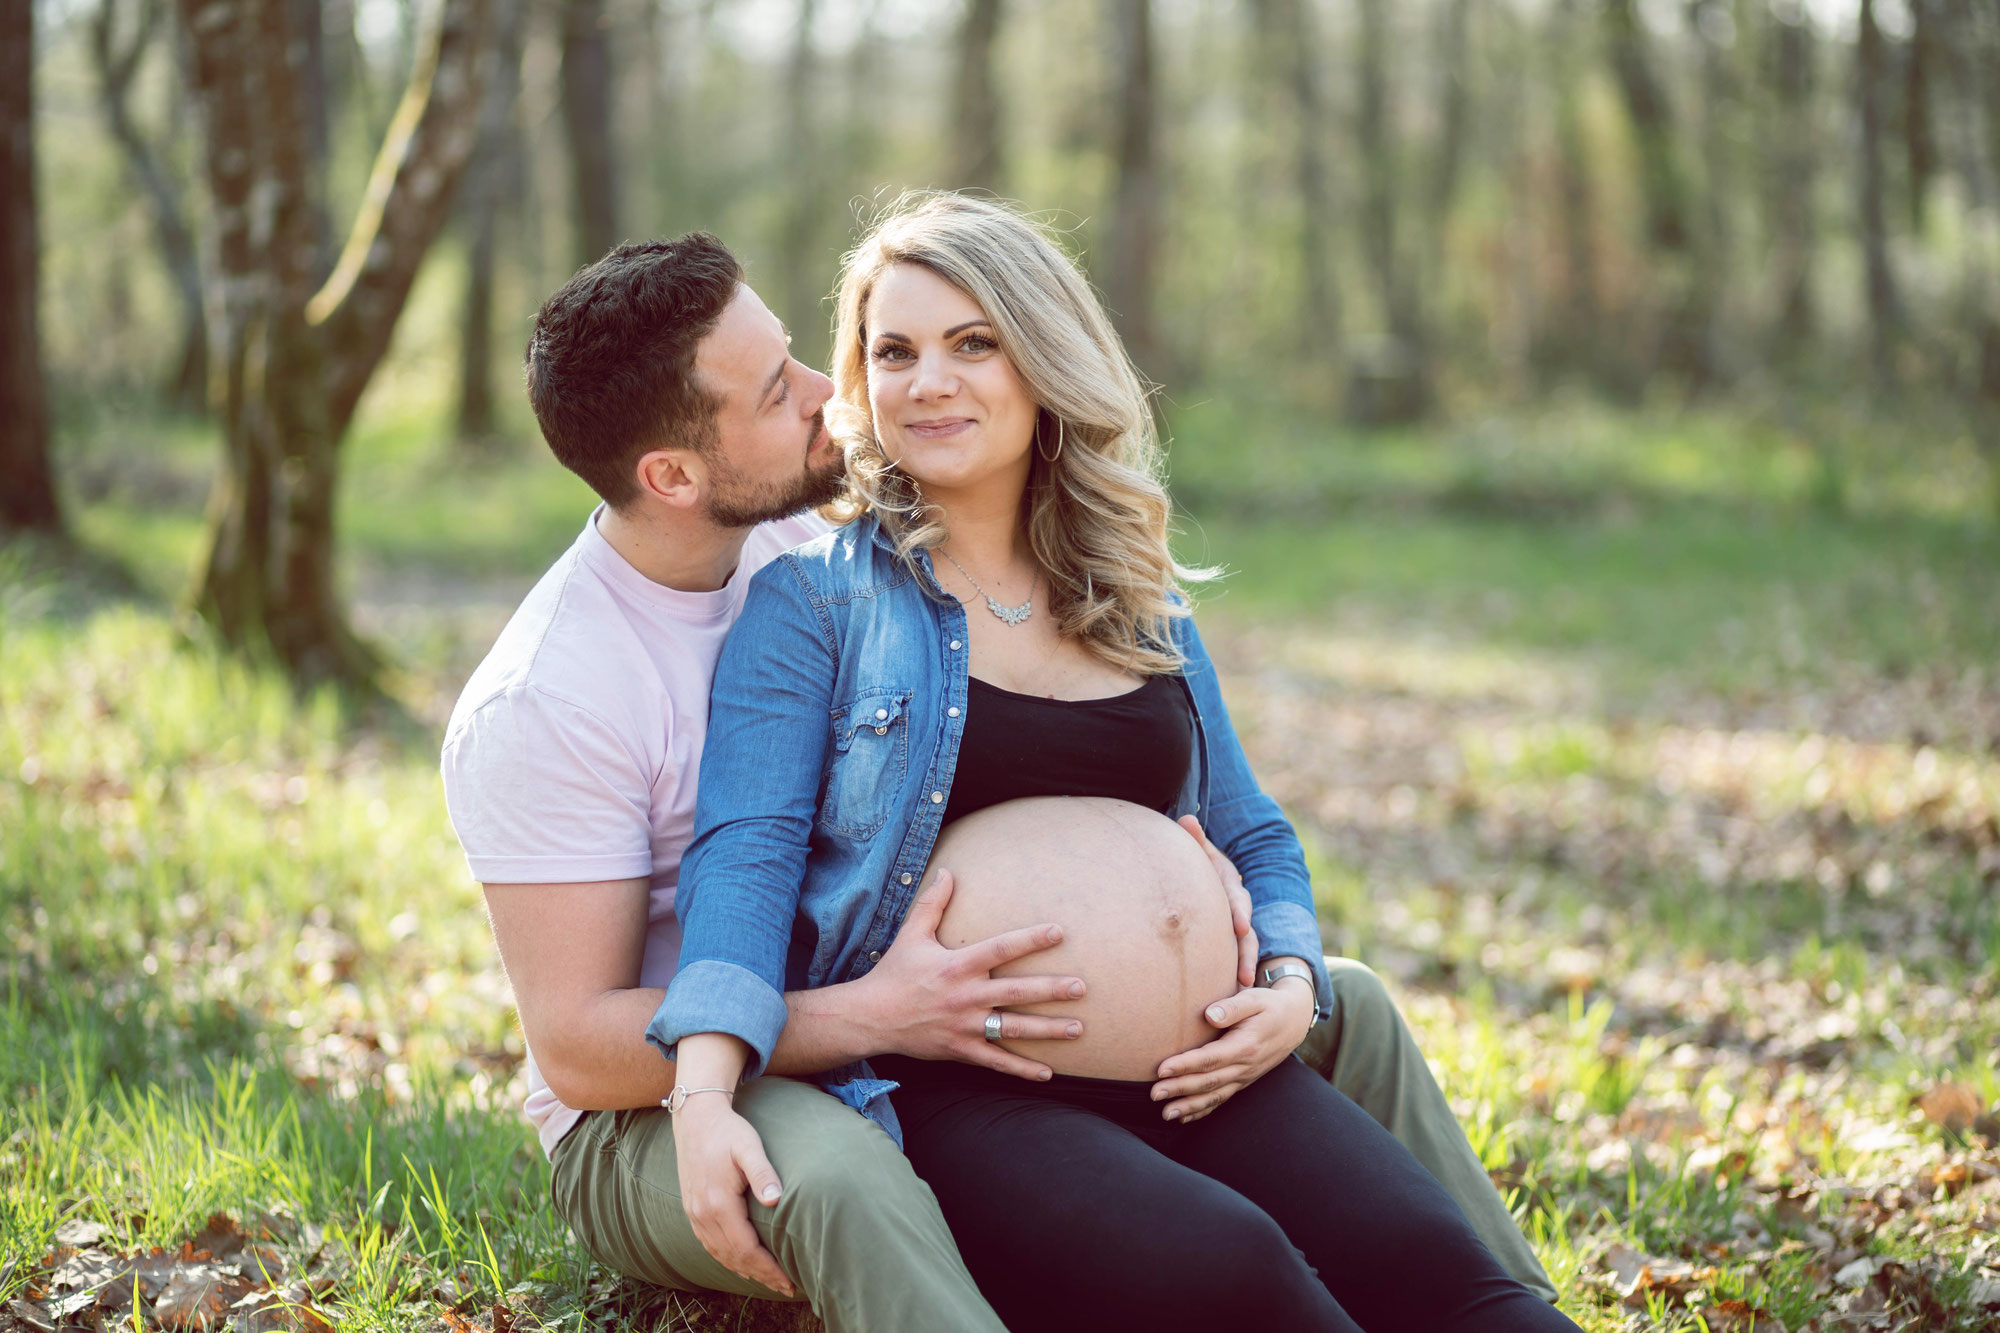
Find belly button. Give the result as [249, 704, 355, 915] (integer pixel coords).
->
[1157, 907, 1187, 938]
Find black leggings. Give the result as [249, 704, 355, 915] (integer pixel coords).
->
[874, 1054, 1580, 1333]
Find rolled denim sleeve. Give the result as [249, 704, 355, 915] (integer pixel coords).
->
[645, 559, 834, 1079]
[1177, 612, 1334, 1021]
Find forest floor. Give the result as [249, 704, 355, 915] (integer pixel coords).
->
[4, 392, 1999, 1332]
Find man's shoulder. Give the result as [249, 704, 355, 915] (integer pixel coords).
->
[445, 543, 653, 746]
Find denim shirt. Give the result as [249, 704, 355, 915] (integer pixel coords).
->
[647, 515, 1333, 1141]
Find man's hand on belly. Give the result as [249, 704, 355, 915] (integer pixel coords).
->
[851, 868, 1089, 1081]
[1148, 961, 1317, 1124]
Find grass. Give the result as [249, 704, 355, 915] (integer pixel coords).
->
[5, 387, 1998, 1330]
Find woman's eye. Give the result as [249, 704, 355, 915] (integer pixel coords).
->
[958, 336, 995, 354]
[871, 344, 912, 363]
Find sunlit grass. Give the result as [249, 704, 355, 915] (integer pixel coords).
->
[9, 394, 1997, 1328]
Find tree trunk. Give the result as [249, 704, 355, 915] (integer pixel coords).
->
[561, 0, 618, 267]
[1104, 0, 1161, 379]
[1548, 0, 1603, 382]
[1688, 0, 1739, 382]
[1768, 1, 1818, 359]
[457, 0, 527, 448]
[1604, 0, 1714, 386]
[90, 0, 209, 415]
[1904, 0, 1939, 232]
[951, 0, 1004, 192]
[1349, 0, 1429, 422]
[0, 0, 60, 535]
[178, 0, 494, 691]
[1250, 0, 1341, 362]
[778, 0, 825, 356]
[1857, 0, 1901, 390]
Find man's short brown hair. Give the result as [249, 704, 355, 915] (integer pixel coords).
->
[525, 234, 743, 505]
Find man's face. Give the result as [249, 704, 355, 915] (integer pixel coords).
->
[690, 284, 845, 529]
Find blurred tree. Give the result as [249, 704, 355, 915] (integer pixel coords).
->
[562, 0, 619, 266]
[1904, 0, 1939, 232]
[176, 0, 495, 689]
[1766, 0, 1819, 361]
[457, 0, 528, 448]
[1249, 0, 1342, 363]
[1545, 0, 1605, 383]
[1604, 0, 1716, 387]
[88, 0, 207, 415]
[952, 0, 1005, 192]
[292, 0, 334, 271]
[1857, 0, 1902, 389]
[1349, 0, 1431, 422]
[1422, 0, 1470, 368]
[1, 0, 61, 535]
[779, 0, 826, 351]
[1104, 0, 1161, 379]
[1688, 0, 1741, 378]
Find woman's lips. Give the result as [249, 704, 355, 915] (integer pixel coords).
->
[904, 418, 974, 439]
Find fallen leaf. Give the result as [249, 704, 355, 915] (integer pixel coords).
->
[1915, 1082, 1984, 1133]
[1836, 1254, 1889, 1287]
[189, 1216, 244, 1262]
[5, 1301, 54, 1333]
[52, 1222, 108, 1250]
[1694, 1299, 1783, 1332]
[155, 1270, 255, 1330]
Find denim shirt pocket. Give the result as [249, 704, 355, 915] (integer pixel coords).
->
[818, 688, 913, 839]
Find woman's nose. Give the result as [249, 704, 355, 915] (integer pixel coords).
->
[909, 350, 958, 400]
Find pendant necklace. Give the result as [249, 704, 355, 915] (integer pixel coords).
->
[938, 548, 1037, 627]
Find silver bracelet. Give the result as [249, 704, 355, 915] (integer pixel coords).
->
[663, 1085, 736, 1114]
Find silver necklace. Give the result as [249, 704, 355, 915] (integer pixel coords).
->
[938, 548, 1037, 627]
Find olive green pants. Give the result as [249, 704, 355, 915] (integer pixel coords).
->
[549, 958, 1555, 1331]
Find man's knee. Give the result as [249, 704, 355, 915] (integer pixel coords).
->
[736, 1080, 933, 1230]
[1298, 957, 1406, 1074]
[1323, 957, 1403, 1040]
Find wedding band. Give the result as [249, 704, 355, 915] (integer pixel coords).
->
[983, 1012, 1004, 1043]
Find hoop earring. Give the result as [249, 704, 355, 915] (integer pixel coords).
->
[1037, 416, 1065, 464]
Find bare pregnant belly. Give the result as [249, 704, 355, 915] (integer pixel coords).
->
[925, 797, 1239, 1080]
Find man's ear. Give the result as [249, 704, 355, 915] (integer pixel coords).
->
[632, 449, 706, 510]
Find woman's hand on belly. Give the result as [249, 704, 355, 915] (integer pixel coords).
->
[1175, 814, 1260, 988]
[1148, 962, 1318, 1124]
[843, 868, 1090, 1081]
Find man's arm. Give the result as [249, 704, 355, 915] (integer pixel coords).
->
[484, 870, 1089, 1111]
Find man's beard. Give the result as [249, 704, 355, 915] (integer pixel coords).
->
[702, 410, 847, 529]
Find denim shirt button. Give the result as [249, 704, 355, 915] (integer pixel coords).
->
[949, 639, 962, 650]
[868, 951, 882, 965]
[875, 708, 888, 720]
[930, 791, 944, 803]
[947, 707, 960, 718]
[900, 873, 913, 885]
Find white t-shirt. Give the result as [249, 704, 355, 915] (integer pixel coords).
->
[440, 507, 831, 1157]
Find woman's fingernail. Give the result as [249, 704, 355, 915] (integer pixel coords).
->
[1207, 1006, 1225, 1023]
[1047, 926, 1063, 943]
[1066, 1023, 1081, 1037]
[1068, 981, 1085, 997]
[761, 1184, 780, 1201]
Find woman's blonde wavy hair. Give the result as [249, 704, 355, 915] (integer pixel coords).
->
[826, 191, 1208, 676]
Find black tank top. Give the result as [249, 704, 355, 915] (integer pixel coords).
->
[941, 673, 1193, 825]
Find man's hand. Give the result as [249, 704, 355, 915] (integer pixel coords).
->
[671, 1093, 796, 1298]
[852, 868, 1087, 1080]
[1176, 816, 1258, 987]
[1150, 965, 1315, 1124]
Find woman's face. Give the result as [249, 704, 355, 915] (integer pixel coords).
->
[864, 262, 1039, 501]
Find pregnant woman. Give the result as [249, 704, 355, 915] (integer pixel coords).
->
[654, 193, 1580, 1332]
